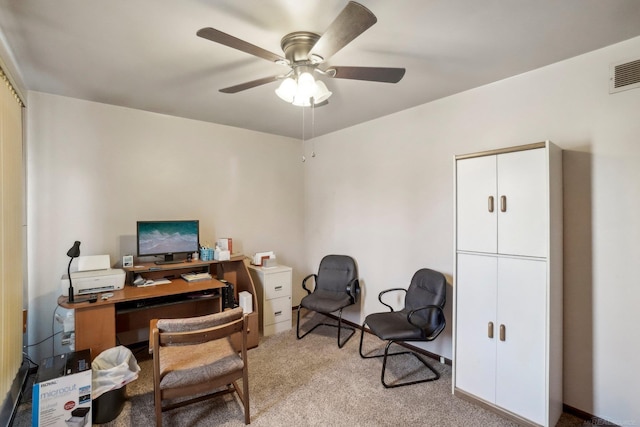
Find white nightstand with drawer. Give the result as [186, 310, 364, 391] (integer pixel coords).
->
[248, 264, 292, 336]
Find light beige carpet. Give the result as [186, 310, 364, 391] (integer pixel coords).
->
[15, 313, 586, 426]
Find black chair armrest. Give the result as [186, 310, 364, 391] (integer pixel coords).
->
[377, 288, 407, 312]
[346, 278, 360, 303]
[301, 273, 317, 295]
[408, 305, 446, 340]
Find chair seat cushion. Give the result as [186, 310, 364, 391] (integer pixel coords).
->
[365, 311, 424, 341]
[300, 289, 352, 313]
[159, 337, 243, 389]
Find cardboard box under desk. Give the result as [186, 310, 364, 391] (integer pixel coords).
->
[32, 349, 92, 427]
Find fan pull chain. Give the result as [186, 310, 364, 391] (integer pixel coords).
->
[311, 103, 316, 158]
[301, 104, 306, 162]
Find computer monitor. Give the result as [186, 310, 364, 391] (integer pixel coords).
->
[136, 220, 199, 264]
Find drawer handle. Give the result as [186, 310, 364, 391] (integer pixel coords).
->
[274, 311, 282, 316]
[274, 286, 283, 291]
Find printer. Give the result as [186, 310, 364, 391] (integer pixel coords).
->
[61, 255, 125, 296]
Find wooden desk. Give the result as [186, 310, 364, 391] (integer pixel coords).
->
[58, 255, 260, 359]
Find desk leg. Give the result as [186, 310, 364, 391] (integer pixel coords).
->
[75, 304, 116, 360]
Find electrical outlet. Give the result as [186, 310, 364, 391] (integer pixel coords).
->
[439, 356, 445, 364]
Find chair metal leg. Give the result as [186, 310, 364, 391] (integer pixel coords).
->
[359, 322, 373, 358]
[334, 309, 356, 348]
[360, 326, 440, 387]
[296, 305, 306, 340]
[297, 307, 356, 348]
[380, 340, 440, 388]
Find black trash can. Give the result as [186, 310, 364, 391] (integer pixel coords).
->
[91, 346, 140, 424]
[92, 386, 126, 423]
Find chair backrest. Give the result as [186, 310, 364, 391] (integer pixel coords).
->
[403, 268, 447, 326]
[315, 254, 358, 294]
[156, 307, 244, 347]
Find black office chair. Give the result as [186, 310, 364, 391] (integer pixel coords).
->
[359, 268, 446, 388]
[296, 255, 360, 348]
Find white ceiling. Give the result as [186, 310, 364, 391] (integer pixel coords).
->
[1, 0, 640, 139]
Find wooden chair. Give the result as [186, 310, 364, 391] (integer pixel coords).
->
[149, 307, 250, 426]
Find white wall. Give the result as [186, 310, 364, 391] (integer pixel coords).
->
[304, 37, 640, 424]
[25, 92, 306, 362]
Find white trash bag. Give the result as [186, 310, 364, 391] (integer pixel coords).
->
[91, 346, 141, 399]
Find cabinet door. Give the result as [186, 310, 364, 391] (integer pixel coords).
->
[455, 253, 498, 402]
[497, 149, 547, 257]
[495, 257, 547, 424]
[456, 155, 498, 253]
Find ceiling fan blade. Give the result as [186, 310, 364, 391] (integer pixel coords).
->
[197, 27, 287, 64]
[308, 1, 377, 62]
[329, 66, 406, 83]
[219, 75, 281, 93]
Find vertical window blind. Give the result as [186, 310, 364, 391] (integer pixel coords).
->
[0, 65, 24, 401]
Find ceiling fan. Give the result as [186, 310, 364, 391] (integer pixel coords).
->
[196, 1, 406, 106]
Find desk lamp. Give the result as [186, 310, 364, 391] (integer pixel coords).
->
[66, 241, 81, 303]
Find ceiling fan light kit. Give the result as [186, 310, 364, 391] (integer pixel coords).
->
[275, 69, 333, 106]
[197, 1, 405, 107]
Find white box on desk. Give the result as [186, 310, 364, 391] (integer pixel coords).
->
[214, 249, 230, 261]
[32, 349, 92, 427]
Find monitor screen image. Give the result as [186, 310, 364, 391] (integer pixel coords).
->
[136, 220, 199, 263]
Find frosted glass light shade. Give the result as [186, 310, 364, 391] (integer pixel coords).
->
[313, 80, 332, 103]
[296, 72, 316, 99]
[275, 78, 296, 103]
[275, 73, 332, 106]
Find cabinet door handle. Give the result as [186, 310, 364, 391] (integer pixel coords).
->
[499, 324, 506, 341]
[488, 196, 494, 213]
[488, 321, 494, 338]
[500, 195, 507, 212]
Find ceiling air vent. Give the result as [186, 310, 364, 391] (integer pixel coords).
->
[610, 57, 640, 93]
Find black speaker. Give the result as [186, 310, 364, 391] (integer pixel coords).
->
[220, 280, 236, 309]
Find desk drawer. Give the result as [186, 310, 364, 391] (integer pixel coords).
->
[263, 296, 292, 326]
[264, 271, 292, 300]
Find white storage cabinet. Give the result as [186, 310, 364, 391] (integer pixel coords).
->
[248, 265, 292, 336]
[453, 142, 563, 427]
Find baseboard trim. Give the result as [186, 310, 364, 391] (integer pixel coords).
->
[0, 359, 29, 427]
[562, 404, 620, 427]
